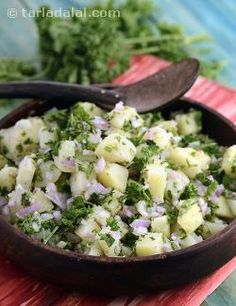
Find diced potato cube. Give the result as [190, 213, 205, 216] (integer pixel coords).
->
[0, 154, 8, 170]
[75, 218, 100, 243]
[151, 215, 170, 237]
[87, 242, 103, 256]
[70, 171, 92, 197]
[165, 169, 189, 200]
[180, 233, 203, 248]
[0, 117, 45, 161]
[39, 127, 58, 150]
[205, 219, 227, 236]
[108, 106, 142, 129]
[226, 198, 236, 216]
[92, 206, 111, 226]
[34, 160, 61, 188]
[106, 127, 131, 139]
[103, 191, 123, 216]
[97, 163, 128, 192]
[78, 102, 104, 117]
[175, 111, 202, 135]
[158, 120, 178, 134]
[0, 165, 17, 192]
[95, 133, 136, 164]
[144, 163, 167, 202]
[98, 237, 121, 257]
[135, 233, 164, 256]
[54, 140, 76, 173]
[16, 156, 36, 190]
[31, 190, 54, 212]
[168, 147, 210, 178]
[144, 127, 171, 149]
[177, 203, 203, 234]
[215, 196, 233, 219]
[222, 145, 236, 178]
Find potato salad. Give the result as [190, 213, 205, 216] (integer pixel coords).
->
[0, 101, 235, 257]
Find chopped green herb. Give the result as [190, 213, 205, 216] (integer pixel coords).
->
[100, 233, 115, 247]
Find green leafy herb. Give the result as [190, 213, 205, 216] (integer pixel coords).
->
[56, 173, 71, 193]
[125, 180, 152, 204]
[107, 217, 120, 231]
[16, 215, 36, 235]
[131, 144, 158, 172]
[166, 206, 178, 224]
[180, 183, 198, 199]
[180, 134, 224, 158]
[60, 196, 92, 230]
[206, 181, 218, 196]
[0, 59, 36, 81]
[44, 108, 68, 128]
[100, 233, 115, 247]
[122, 232, 138, 249]
[0, 1, 224, 84]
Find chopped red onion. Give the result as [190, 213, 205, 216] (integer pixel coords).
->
[40, 213, 53, 221]
[85, 181, 110, 199]
[207, 185, 224, 204]
[144, 128, 155, 141]
[8, 184, 26, 207]
[62, 159, 75, 169]
[167, 169, 179, 179]
[130, 219, 150, 235]
[144, 126, 167, 142]
[82, 149, 94, 156]
[215, 184, 224, 197]
[16, 202, 42, 219]
[195, 180, 207, 196]
[155, 205, 166, 215]
[207, 175, 214, 181]
[2, 205, 10, 216]
[92, 116, 109, 130]
[88, 131, 102, 144]
[46, 183, 67, 210]
[198, 198, 211, 216]
[208, 193, 219, 204]
[114, 101, 124, 112]
[53, 210, 62, 220]
[0, 197, 7, 207]
[66, 197, 73, 209]
[122, 205, 135, 218]
[153, 196, 163, 205]
[162, 241, 173, 253]
[110, 231, 121, 240]
[131, 118, 142, 128]
[136, 201, 148, 217]
[95, 157, 106, 173]
[170, 232, 181, 249]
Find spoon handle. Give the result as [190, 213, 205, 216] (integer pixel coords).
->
[0, 81, 123, 106]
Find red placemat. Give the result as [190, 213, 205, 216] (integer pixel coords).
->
[0, 56, 235, 306]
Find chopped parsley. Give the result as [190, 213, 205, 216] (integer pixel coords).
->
[100, 233, 115, 247]
[180, 183, 198, 200]
[107, 217, 119, 231]
[124, 180, 152, 204]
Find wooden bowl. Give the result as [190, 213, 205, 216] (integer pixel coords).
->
[0, 97, 235, 296]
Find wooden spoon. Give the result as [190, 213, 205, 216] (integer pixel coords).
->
[0, 58, 199, 112]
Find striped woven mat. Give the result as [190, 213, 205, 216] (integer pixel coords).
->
[0, 55, 235, 306]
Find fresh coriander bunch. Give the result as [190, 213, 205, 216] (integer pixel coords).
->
[0, 0, 224, 84]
